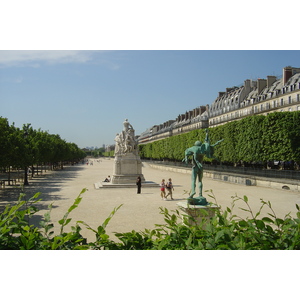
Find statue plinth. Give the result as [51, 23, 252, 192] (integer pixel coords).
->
[177, 202, 220, 227]
[112, 152, 145, 184]
[187, 196, 208, 206]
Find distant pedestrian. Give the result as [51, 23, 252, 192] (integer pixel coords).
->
[103, 175, 111, 182]
[165, 178, 174, 200]
[160, 179, 166, 200]
[136, 176, 142, 194]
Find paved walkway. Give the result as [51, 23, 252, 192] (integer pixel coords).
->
[1, 158, 300, 242]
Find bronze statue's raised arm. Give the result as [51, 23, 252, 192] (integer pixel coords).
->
[212, 139, 224, 147]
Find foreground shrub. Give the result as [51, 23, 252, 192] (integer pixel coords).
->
[0, 189, 299, 250]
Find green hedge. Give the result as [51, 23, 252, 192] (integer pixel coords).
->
[1, 189, 300, 250]
[139, 111, 300, 164]
[103, 151, 115, 157]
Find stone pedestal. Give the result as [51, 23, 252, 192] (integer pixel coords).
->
[111, 153, 145, 184]
[177, 202, 220, 227]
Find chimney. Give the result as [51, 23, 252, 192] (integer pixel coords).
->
[283, 66, 293, 84]
[244, 79, 251, 94]
[257, 78, 267, 94]
[267, 76, 277, 88]
[251, 80, 257, 88]
[218, 92, 225, 98]
[283, 66, 300, 84]
[200, 106, 206, 114]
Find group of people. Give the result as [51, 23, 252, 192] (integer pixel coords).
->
[160, 178, 174, 200]
[103, 174, 175, 200]
[136, 176, 174, 200]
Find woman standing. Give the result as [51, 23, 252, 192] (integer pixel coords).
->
[136, 176, 142, 194]
[160, 179, 166, 200]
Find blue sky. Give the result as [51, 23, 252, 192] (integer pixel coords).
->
[1, 2, 299, 148]
[1, 50, 300, 148]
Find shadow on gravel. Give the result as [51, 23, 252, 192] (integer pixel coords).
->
[0, 165, 84, 214]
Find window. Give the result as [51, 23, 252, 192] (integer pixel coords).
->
[288, 96, 292, 104]
[280, 98, 284, 106]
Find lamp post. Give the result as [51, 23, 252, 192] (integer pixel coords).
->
[23, 129, 29, 186]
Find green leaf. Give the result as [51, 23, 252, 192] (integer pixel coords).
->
[215, 230, 224, 242]
[238, 220, 248, 227]
[262, 217, 274, 223]
[64, 218, 72, 226]
[255, 220, 265, 230]
[275, 218, 284, 226]
[68, 204, 78, 213]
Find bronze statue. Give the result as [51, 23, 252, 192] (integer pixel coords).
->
[183, 129, 223, 205]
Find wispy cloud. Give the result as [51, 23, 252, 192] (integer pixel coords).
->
[0, 50, 95, 67]
[0, 50, 123, 70]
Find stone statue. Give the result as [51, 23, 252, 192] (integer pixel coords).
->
[115, 119, 138, 155]
[182, 129, 223, 205]
[112, 119, 145, 184]
[114, 133, 122, 155]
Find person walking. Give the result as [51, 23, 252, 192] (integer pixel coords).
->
[160, 179, 166, 200]
[136, 176, 142, 194]
[165, 178, 174, 200]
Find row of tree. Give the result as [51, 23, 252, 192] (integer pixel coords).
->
[138, 111, 300, 166]
[0, 117, 86, 171]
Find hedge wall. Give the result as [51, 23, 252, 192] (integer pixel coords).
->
[139, 111, 300, 164]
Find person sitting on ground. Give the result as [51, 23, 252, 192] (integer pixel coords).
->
[103, 175, 111, 182]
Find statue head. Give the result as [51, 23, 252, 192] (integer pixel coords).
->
[194, 141, 201, 146]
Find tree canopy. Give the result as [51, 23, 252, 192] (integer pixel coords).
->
[0, 117, 86, 169]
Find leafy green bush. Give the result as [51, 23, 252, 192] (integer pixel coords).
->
[0, 189, 89, 250]
[1, 189, 299, 250]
